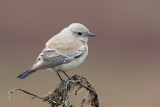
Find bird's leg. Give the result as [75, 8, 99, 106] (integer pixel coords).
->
[56, 72, 64, 81]
[63, 71, 71, 80]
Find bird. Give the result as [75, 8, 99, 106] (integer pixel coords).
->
[17, 23, 96, 81]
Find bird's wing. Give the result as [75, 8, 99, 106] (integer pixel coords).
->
[67, 49, 85, 58]
[31, 34, 86, 71]
[33, 49, 74, 70]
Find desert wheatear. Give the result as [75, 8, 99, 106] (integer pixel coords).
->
[17, 23, 96, 81]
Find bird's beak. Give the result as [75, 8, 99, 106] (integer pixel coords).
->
[88, 33, 96, 37]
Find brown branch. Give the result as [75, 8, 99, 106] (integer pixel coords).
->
[9, 74, 100, 107]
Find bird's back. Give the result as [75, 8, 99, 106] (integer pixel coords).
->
[44, 29, 85, 55]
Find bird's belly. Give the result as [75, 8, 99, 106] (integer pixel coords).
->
[52, 51, 88, 72]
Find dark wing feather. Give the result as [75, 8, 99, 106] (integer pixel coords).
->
[31, 50, 74, 71]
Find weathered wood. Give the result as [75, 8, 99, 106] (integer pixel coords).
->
[9, 74, 99, 107]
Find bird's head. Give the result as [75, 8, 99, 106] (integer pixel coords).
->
[67, 23, 96, 43]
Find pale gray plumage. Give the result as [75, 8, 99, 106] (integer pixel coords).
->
[17, 23, 95, 79]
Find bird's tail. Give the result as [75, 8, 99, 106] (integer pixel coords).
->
[17, 68, 36, 79]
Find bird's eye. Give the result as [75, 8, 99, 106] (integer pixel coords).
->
[77, 32, 82, 35]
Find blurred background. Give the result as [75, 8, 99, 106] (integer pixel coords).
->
[1, 0, 160, 107]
